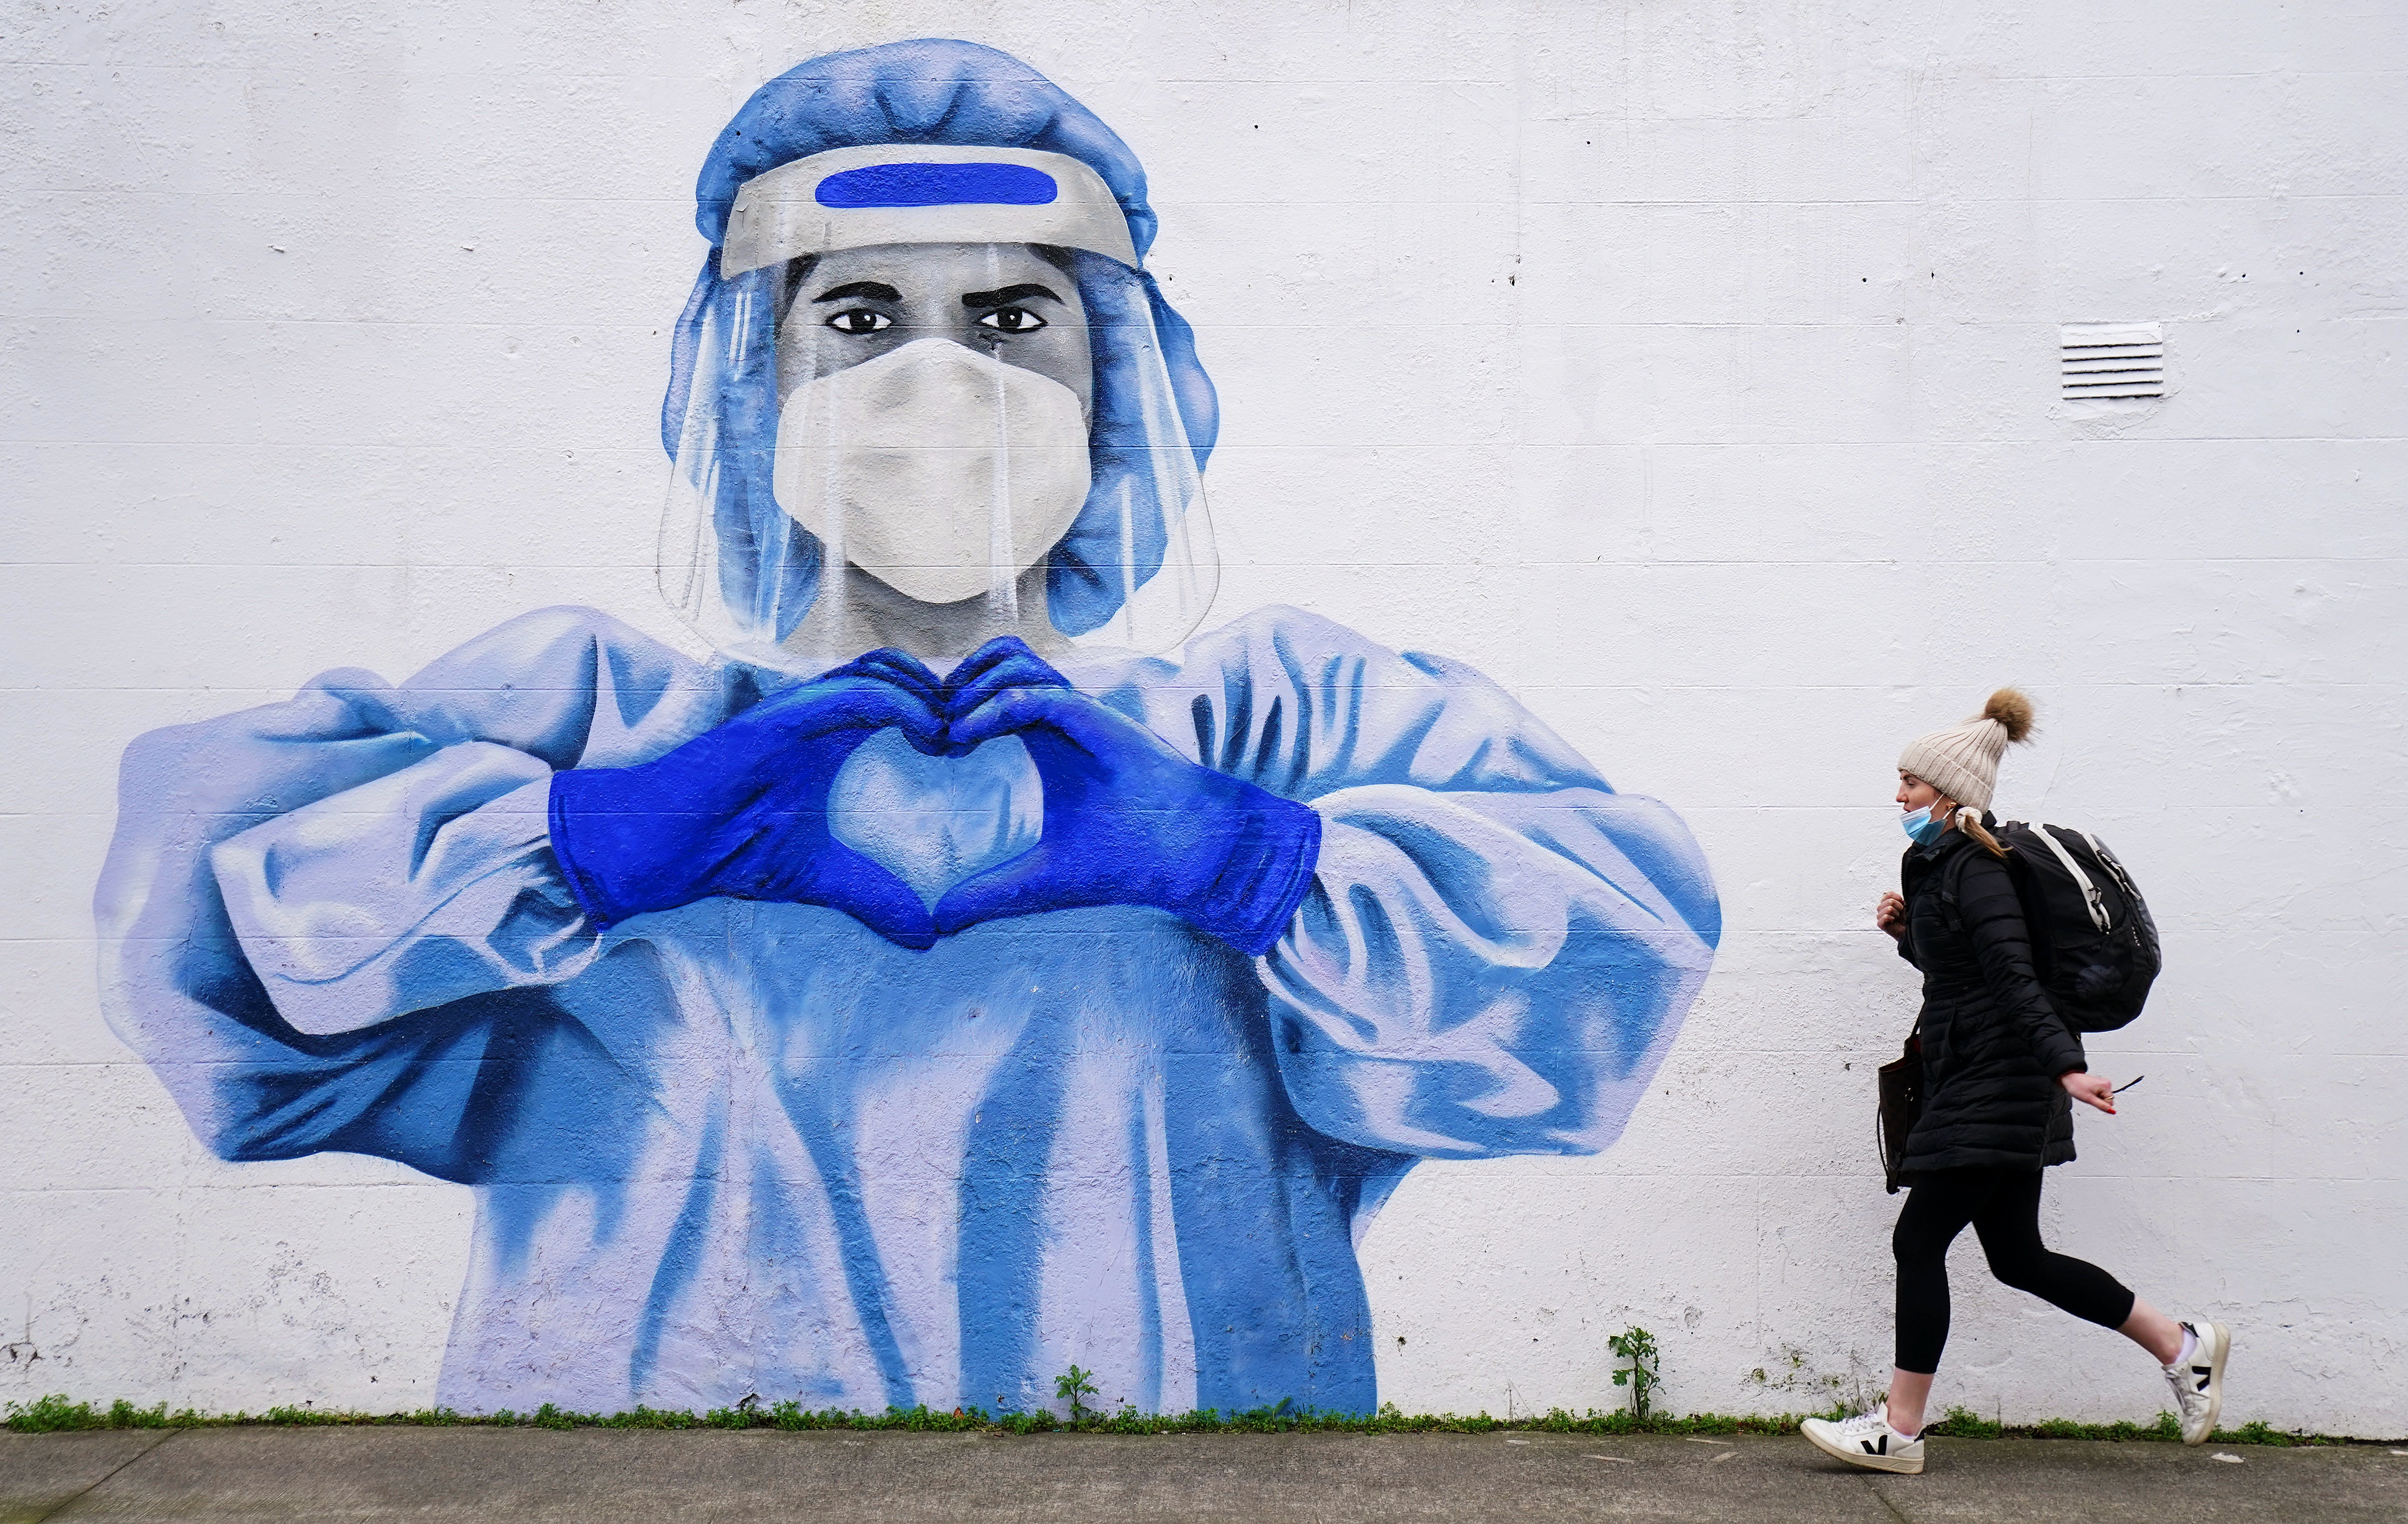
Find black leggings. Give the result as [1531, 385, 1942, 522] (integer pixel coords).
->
[1892, 1168, 2135, 1374]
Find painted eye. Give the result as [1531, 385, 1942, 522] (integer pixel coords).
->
[824, 309, 892, 335]
[975, 307, 1047, 334]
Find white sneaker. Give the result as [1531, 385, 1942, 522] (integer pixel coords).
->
[2164, 1320, 2230, 1445]
[1801, 1404, 1925, 1474]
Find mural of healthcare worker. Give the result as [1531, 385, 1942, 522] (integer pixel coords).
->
[94, 41, 1720, 1418]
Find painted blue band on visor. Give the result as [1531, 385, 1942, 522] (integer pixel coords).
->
[816, 162, 1059, 209]
[720, 145, 1140, 272]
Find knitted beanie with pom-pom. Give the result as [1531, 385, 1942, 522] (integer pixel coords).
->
[1898, 689, 2035, 812]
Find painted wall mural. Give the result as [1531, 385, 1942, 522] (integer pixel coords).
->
[92, 41, 1719, 1418]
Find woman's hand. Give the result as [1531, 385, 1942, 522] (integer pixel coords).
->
[1874, 891, 1907, 942]
[2061, 1071, 2118, 1114]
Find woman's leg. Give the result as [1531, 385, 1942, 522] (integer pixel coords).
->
[2119, 1298, 2186, 1364]
[1886, 1370, 1935, 1434]
[1992, 1185, 2182, 1361]
[1969, 1172, 2157, 1356]
[1889, 1169, 1993, 1433]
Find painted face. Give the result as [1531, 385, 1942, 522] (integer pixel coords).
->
[765, 242, 1100, 608]
[773, 242, 1095, 418]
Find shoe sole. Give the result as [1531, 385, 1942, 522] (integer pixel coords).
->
[2184, 1322, 2230, 1446]
[1803, 1424, 1925, 1474]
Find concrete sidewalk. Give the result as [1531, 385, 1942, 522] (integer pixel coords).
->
[5, 1428, 2403, 1523]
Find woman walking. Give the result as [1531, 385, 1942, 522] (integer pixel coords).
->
[1801, 690, 2228, 1474]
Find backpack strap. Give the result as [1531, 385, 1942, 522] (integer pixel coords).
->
[2078, 830, 2144, 910]
[1932, 844, 1970, 933]
[1935, 835, 2002, 937]
[2034, 825, 2114, 933]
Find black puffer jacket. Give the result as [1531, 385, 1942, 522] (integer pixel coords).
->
[1897, 821, 2088, 1173]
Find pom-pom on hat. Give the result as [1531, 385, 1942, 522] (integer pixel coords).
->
[1898, 689, 2035, 813]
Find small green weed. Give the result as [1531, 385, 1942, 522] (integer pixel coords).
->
[1927, 1405, 2003, 1439]
[1054, 1365, 1100, 1427]
[5, 1395, 104, 1432]
[1608, 1326, 1660, 1420]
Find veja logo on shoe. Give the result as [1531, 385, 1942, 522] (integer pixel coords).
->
[1861, 1435, 1889, 1455]
[2193, 1367, 2213, 1392]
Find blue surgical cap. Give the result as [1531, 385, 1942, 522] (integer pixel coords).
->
[662, 41, 1221, 644]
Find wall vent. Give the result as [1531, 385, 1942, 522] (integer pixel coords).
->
[2060, 322, 2164, 400]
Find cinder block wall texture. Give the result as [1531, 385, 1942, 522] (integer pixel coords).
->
[5, 0, 2401, 1435]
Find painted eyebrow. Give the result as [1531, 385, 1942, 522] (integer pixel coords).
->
[961, 283, 1063, 311]
[813, 281, 903, 304]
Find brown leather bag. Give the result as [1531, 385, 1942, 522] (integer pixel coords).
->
[1877, 1033, 1923, 1195]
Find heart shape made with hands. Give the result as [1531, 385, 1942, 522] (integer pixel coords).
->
[827, 728, 1041, 908]
[818, 639, 1073, 909]
[780, 635, 1316, 956]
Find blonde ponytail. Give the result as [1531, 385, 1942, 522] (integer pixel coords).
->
[1956, 805, 2007, 858]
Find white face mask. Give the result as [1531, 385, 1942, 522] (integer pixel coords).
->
[770, 338, 1093, 606]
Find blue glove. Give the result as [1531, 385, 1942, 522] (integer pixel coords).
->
[930, 639, 1322, 955]
[547, 649, 949, 948]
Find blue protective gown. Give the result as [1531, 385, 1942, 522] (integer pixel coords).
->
[96, 603, 1718, 1416]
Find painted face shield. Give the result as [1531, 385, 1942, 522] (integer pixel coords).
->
[658, 146, 1218, 673]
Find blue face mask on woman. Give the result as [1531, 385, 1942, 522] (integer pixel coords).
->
[1900, 805, 1950, 846]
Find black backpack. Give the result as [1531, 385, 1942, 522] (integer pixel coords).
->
[1990, 821, 2162, 1032]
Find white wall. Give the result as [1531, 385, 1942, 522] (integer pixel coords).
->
[5, 0, 2401, 1435]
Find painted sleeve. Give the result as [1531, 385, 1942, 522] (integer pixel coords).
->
[210, 757, 592, 1039]
[93, 607, 714, 1174]
[1109, 607, 1721, 1158]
